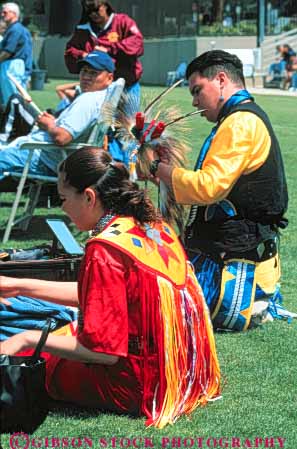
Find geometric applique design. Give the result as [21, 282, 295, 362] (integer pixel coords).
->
[128, 224, 176, 267]
[96, 217, 187, 286]
[212, 260, 256, 331]
[132, 237, 142, 248]
[160, 230, 174, 244]
[143, 238, 155, 254]
[157, 244, 169, 267]
[110, 229, 121, 235]
[163, 225, 171, 234]
[127, 225, 146, 239]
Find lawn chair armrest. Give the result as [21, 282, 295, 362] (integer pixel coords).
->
[19, 142, 95, 151]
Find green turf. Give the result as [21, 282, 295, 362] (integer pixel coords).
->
[1, 84, 296, 448]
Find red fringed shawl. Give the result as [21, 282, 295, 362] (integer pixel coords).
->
[93, 216, 221, 428]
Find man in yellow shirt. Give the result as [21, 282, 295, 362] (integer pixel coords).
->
[149, 50, 289, 331]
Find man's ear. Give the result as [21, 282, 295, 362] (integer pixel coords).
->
[217, 71, 227, 83]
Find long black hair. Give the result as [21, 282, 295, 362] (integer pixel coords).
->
[59, 147, 159, 225]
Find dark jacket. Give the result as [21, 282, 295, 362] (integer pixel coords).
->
[65, 13, 143, 86]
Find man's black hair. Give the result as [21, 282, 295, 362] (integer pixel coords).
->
[186, 50, 245, 86]
[80, 0, 115, 23]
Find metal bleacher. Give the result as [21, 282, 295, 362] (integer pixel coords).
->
[261, 28, 297, 73]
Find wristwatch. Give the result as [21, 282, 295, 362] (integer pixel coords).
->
[149, 159, 161, 177]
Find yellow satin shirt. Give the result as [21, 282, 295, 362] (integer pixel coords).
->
[172, 111, 271, 205]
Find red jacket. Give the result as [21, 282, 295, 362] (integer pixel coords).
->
[65, 13, 143, 86]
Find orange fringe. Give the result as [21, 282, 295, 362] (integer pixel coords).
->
[147, 264, 221, 429]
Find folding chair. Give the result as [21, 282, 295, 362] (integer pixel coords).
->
[2, 78, 125, 243]
[166, 62, 187, 86]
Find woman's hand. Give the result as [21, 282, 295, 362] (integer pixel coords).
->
[0, 331, 119, 365]
[0, 297, 12, 306]
[1, 278, 78, 307]
[0, 276, 21, 298]
[0, 331, 35, 355]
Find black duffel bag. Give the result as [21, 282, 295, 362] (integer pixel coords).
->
[0, 318, 53, 433]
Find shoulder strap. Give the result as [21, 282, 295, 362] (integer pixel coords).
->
[30, 318, 54, 364]
[227, 102, 271, 127]
[226, 101, 280, 145]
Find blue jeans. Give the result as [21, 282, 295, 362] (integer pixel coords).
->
[0, 59, 27, 106]
[268, 60, 286, 76]
[291, 72, 297, 88]
[0, 145, 54, 181]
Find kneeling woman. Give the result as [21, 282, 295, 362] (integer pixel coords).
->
[0, 147, 220, 428]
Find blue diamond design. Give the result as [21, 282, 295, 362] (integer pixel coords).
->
[132, 237, 142, 248]
[164, 226, 171, 234]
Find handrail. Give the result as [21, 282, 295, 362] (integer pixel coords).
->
[263, 27, 297, 44]
[261, 27, 297, 71]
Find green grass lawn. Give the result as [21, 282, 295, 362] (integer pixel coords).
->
[1, 83, 297, 448]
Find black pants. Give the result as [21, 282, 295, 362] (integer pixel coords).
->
[0, 93, 37, 141]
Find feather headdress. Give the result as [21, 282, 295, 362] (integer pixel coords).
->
[111, 80, 206, 233]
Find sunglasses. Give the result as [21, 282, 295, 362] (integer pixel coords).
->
[85, 3, 103, 14]
[80, 66, 102, 77]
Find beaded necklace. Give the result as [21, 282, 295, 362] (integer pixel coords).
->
[90, 212, 115, 237]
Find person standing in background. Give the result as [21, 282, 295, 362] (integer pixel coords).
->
[0, 3, 33, 106]
[0, 19, 6, 44]
[64, 0, 143, 107]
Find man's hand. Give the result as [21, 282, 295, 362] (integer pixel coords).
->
[94, 45, 108, 53]
[135, 147, 157, 182]
[37, 111, 56, 132]
[37, 112, 72, 145]
[136, 145, 173, 187]
[155, 162, 174, 189]
[154, 144, 171, 165]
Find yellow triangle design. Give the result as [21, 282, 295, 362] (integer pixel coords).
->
[225, 270, 235, 283]
[240, 307, 251, 319]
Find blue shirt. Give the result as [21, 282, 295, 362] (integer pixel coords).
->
[1, 21, 33, 75]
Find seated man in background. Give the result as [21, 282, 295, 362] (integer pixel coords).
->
[287, 53, 297, 92]
[0, 82, 81, 144]
[281, 44, 296, 90]
[267, 45, 287, 79]
[0, 50, 116, 185]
